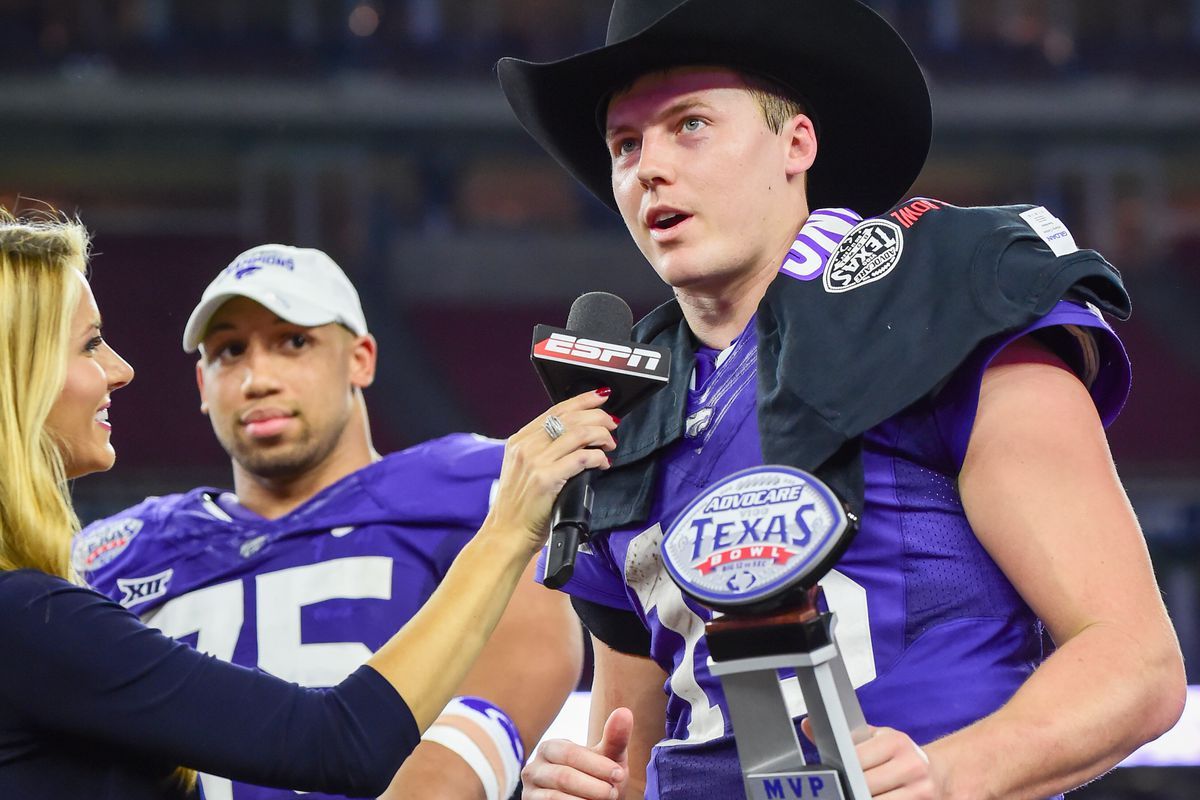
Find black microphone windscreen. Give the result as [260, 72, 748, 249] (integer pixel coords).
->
[566, 292, 633, 342]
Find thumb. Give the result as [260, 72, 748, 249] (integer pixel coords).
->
[594, 707, 634, 765]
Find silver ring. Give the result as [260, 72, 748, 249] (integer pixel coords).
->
[543, 414, 566, 441]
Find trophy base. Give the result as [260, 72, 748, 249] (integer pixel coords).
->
[708, 605, 872, 799]
[745, 768, 847, 800]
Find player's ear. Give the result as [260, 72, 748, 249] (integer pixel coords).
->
[349, 333, 377, 390]
[196, 360, 209, 415]
[782, 113, 818, 179]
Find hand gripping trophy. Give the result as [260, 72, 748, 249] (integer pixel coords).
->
[661, 466, 868, 800]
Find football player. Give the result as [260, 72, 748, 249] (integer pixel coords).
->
[497, 1, 1187, 798]
[80, 244, 582, 800]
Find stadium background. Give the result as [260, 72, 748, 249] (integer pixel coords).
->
[1, 1, 1197, 796]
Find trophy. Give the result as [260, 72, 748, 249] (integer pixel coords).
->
[660, 466, 870, 800]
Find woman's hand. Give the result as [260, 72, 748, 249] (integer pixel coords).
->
[485, 388, 619, 553]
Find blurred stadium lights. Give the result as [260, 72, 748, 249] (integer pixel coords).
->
[348, 3, 381, 39]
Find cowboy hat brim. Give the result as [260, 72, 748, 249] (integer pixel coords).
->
[497, 0, 931, 218]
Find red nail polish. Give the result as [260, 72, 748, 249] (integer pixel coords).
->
[596, 386, 612, 397]
[610, 414, 621, 425]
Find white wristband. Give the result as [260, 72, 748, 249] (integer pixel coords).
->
[423, 725, 502, 800]
[421, 696, 524, 800]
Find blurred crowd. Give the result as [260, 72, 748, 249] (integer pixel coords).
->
[2, 0, 1200, 80]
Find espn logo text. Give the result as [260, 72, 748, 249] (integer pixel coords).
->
[535, 333, 663, 373]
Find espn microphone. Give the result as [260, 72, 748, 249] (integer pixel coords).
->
[531, 292, 670, 589]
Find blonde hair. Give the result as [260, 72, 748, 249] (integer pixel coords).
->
[742, 73, 811, 135]
[0, 207, 88, 580]
[0, 207, 198, 793]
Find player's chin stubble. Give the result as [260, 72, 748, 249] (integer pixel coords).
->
[228, 420, 336, 481]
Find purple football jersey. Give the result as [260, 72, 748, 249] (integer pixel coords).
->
[79, 433, 503, 800]
[539, 212, 1131, 800]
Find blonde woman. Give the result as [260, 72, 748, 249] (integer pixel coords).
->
[0, 208, 617, 799]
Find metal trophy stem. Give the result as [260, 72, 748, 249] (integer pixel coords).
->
[705, 587, 871, 800]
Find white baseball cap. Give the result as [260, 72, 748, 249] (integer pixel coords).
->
[183, 244, 369, 353]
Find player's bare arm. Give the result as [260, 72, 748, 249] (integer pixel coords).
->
[382, 559, 584, 799]
[522, 636, 668, 800]
[586, 640, 668, 797]
[911, 337, 1188, 799]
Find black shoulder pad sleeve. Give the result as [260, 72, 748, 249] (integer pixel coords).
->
[571, 596, 653, 657]
[756, 199, 1129, 518]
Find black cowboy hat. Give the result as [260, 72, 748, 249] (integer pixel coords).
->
[496, 0, 931, 218]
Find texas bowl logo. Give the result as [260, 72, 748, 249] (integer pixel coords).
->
[822, 218, 904, 294]
[72, 517, 144, 573]
[661, 466, 850, 609]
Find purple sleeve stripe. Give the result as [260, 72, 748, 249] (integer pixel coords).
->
[535, 548, 636, 610]
[811, 208, 862, 225]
